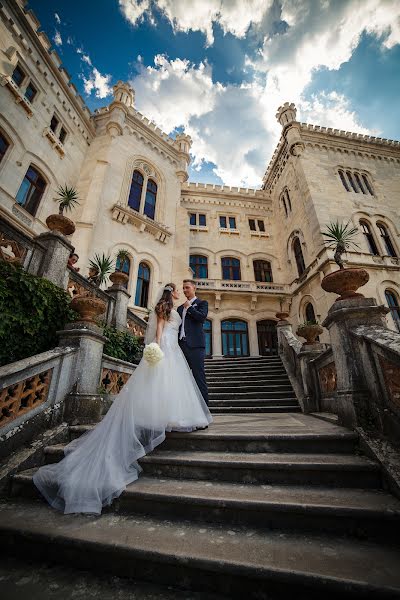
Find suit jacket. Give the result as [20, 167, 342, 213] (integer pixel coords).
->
[177, 298, 208, 349]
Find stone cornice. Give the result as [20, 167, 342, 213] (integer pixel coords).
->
[111, 203, 171, 244]
[181, 182, 269, 210]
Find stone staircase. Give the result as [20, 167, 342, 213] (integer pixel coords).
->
[206, 356, 300, 413]
[2, 359, 400, 598]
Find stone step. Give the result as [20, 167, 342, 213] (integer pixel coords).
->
[1, 500, 399, 598]
[205, 367, 288, 376]
[209, 391, 297, 400]
[12, 471, 400, 541]
[139, 451, 382, 488]
[210, 406, 302, 414]
[68, 426, 359, 454]
[207, 376, 291, 386]
[209, 400, 299, 408]
[208, 383, 294, 393]
[205, 357, 282, 363]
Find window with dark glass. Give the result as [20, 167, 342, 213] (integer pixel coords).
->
[189, 213, 196, 226]
[293, 237, 306, 276]
[305, 303, 317, 322]
[282, 197, 288, 217]
[338, 170, 350, 191]
[362, 174, 374, 195]
[203, 319, 212, 357]
[253, 260, 273, 282]
[190, 255, 208, 279]
[24, 82, 37, 103]
[219, 215, 227, 228]
[229, 216, 236, 229]
[144, 179, 157, 220]
[12, 64, 25, 87]
[0, 132, 10, 164]
[354, 173, 366, 194]
[249, 219, 256, 231]
[221, 319, 249, 357]
[50, 115, 59, 132]
[16, 165, 46, 216]
[377, 224, 397, 257]
[346, 171, 359, 192]
[222, 257, 241, 280]
[116, 255, 130, 289]
[360, 221, 379, 255]
[385, 290, 400, 332]
[257, 220, 265, 232]
[285, 189, 292, 212]
[135, 262, 150, 307]
[198, 213, 206, 226]
[59, 127, 67, 144]
[128, 170, 144, 212]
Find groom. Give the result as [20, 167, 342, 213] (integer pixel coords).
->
[178, 279, 209, 406]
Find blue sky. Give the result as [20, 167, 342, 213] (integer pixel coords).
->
[29, 0, 400, 187]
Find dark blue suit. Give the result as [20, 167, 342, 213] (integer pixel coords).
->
[178, 298, 209, 405]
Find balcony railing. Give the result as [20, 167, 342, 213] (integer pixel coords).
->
[194, 279, 287, 293]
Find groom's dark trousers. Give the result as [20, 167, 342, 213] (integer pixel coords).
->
[178, 299, 209, 406]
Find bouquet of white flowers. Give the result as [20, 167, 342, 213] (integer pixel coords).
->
[143, 342, 164, 365]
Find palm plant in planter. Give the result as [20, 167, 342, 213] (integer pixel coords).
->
[70, 253, 112, 323]
[110, 249, 130, 287]
[46, 185, 80, 236]
[296, 320, 323, 345]
[89, 253, 114, 287]
[321, 220, 369, 301]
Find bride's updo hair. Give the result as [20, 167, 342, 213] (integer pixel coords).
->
[155, 282, 175, 321]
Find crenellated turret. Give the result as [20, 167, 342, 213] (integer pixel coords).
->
[276, 102, 304, 156]
[174, 133, 192, 182]
[106, 81, 135, 137]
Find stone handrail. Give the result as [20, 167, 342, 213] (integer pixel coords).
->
[277, 325, 305, 409]
[100, 354, 136, 396]
[127, 308, 147, 338]
[67, 268, 115, 325]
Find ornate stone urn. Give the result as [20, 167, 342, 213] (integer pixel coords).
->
[275, 311, 289, 322]
[321, 268, 369, 301]
[70, 294, 106, 323]
[296, 323, 324, 345]
[109, 270, 129, 286]
[46, 213, 75, 236]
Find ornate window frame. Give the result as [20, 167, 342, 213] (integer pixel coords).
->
[119, 157, 165, 223]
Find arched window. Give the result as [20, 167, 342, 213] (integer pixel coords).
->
[285, 189, 292, 212]
[190, 255, 208, 279]
[253, 260, 273, 282]
[221, 257, 241, 280]
[385, 290, 400, 332]
[282, 197, 288, 217]
[128, 170, 143, 212]
[354, 173, 366, 194]
[293, 237, 306, 276]
[221, 320, 249, 357]
[144, 179, 157, 220]
[338, 169, 374, 196]
[280, 188, 291, 217]
[203, 319, 212, 357]
[135, 262, 150, 307]
[16, 165, 46, 216]
[338, 169, 350, 191]
[377, 223, 397, 258]
[305, 302, 317, 323]
[360, 221, 379, 255]
[0, 131, 10, 164]
[362, 174, 374, 195]
[346, 171, 358, 193]
[116, 255, 131, 289]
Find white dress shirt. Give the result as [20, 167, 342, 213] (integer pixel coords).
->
[180, 296, 197, 340]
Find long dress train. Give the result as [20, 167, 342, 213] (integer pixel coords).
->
[33, 310, 212, 514]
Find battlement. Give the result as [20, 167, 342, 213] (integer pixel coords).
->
[182, 182, 265, 197]
[299, 123, 400, 147]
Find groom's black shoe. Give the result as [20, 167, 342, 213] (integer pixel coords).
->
[196, 425, 208, 430]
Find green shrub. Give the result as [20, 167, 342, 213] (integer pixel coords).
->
[103, 324, 141, 363]
[0, 261, 77, 366]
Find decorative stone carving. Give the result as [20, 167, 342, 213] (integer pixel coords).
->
[101, 368, 131, 394]
[379, 355, 400, 411]
[0, 369, 52, 427]
[318, 362, 337, 393]
[0, 234, 26, 264]
[321, 268, 369, 301]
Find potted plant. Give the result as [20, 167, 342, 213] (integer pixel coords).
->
[109, 249, 130, 286]
[276, 296, 289, 321]
[88, 253, 114, 288]
[46, 185, 80, 236]
[296, 320, 323, 345]
[321, 220, 369, 301]
[70, 253, 112, 323]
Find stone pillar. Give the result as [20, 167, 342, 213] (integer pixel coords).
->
[248, 320, 260, 357]
[277, 320, 292, 353]
[28, 231, 73, 289]
[322, 297, 389, 427]
[57, 322, 107, 424]
[212, 315, 222, 357]
[107, 285, 131, 331]
[298, 345, 325, 413]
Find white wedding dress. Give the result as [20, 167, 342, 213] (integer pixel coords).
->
[33, 309, 212, 514]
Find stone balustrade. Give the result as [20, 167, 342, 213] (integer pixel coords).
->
[194, 278, 287, 294]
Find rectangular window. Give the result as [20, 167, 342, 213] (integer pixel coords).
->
[59, 127, 67, 144]
[249, 219, 256, 231]
[189, 213, 196, 226]
[219, 215, 227, 228]
[257, 220, 265, 232]
[229, 216, 236, 229]
[50, 115, 59, 133]
[24, 82, 37, 103]
[16, 165, 46, 216]
[12, 65, 25, 87]
[198, 213, 206, 226]
[0, 132, 10, 164]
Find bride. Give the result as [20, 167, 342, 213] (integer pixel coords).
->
[33, 283, 212, 514]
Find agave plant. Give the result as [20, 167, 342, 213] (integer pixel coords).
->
[54, 185, 80, 215]
[89, 253, 114, 286]
[322, 220, 360, 269]
[115, 249, 130, 271]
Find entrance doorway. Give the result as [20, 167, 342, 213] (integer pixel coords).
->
[257, 320, 278, 355]
[221, 320, 249, 357]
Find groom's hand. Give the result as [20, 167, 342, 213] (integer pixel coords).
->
[183, 300, 191, 309]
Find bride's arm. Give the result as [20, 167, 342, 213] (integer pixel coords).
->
[156, 314, 165, 345]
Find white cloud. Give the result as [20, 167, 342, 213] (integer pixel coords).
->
[77, 48, 92, 66]
[53, 30, 62, 46]
[55, 13, 61, 24]
[83, 67, 113, 99]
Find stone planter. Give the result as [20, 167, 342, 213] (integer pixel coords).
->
[46, 213, 75, 236]
[275, 312, 289, 322]
[321, 267, 369, 301]
[296, 324, 324, 344]
[109, 270, 129, 286]
[71, 294, 106, 323]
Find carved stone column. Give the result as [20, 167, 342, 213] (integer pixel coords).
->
[107, 284, 131, 331]
[212, 315, 222, 358]
[27, 231, 73, 289]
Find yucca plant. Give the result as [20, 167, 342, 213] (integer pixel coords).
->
[54, 185, 80, 215]
[89, 253, 114, 286]
[322, 221, 360, 269]
[116, 249, 130, 270]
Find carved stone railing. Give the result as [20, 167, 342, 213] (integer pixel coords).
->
[308, 348, 337, 414]
[67, 269, 115, 325]
[100, 354, 136, 398]
[194, 279, 288, 294]
[127, 308, 147, 338]
[0, 216, 37, 268]
[0, 346, 79, 458]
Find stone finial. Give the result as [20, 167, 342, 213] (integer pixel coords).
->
[276, 102, 297, 128]
[174, 133, 192, 155]
[112, 81, 135, 108]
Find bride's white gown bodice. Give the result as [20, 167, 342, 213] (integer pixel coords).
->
[33, 307, 211, 515]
